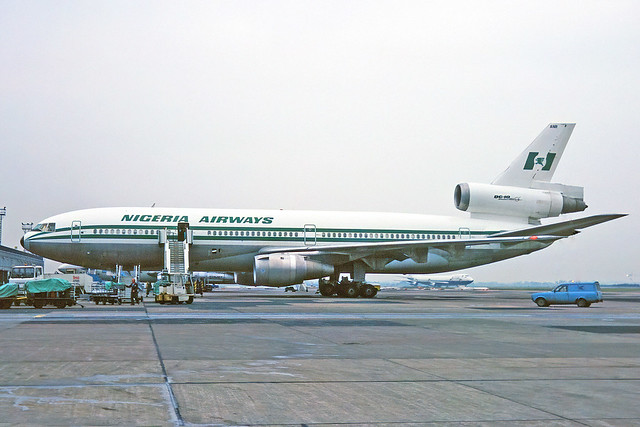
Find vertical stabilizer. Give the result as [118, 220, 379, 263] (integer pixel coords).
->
[492, 123, 575, 188]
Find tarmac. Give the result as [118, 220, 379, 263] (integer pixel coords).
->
[0, 288, 639, 426]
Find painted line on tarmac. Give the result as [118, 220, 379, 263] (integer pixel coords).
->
[1, 311, 640, 323]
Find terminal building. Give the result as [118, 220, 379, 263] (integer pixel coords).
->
[0, 245, 44, 284]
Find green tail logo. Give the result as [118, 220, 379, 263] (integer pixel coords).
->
[524, 152, 556, 171]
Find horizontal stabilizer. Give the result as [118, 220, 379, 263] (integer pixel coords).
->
[489, 214, 627, 238]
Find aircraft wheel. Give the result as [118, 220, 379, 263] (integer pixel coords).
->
[55, 301, 66, 309]
[186, 296, 194, 304]
[577, 299, 590, 308]
[33, 300, 44, 309]
[345, 284, 359, 298]
[535, 298, 548, 307]
[360, 285, 377, 298]
[319, 282, 335, 296]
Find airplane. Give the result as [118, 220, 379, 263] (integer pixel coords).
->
[406, 273, 474, 289]
[58, 263, 235, 286]
[364, 273, 474, 290]
[55, 263, 160, 283]
[21, 123, 626, 298]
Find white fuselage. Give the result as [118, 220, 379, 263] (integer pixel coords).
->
[22, 207, 550, 281]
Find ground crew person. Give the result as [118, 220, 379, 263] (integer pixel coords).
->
[146, 282, 152, 297]
[130, 279, 139, 305]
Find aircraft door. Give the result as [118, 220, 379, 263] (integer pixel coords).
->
[458, 227, 471, 238]
[303, 224, 316, 246]
[177, 222, 190, 243]
[71, 221, 82, 242]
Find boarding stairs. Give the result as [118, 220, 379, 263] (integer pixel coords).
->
[162, 226, 191, 274]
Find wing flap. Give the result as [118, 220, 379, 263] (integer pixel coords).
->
[489, 214, 627, 238]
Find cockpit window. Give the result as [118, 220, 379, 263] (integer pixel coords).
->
[33, 223, 56, 232]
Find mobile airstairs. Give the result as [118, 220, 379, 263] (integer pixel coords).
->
[155, 222, 195, 304]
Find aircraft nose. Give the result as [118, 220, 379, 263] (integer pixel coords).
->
[21, 235, 28, 250]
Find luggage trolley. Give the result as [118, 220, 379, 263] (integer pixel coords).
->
[90, 282, 123, 305]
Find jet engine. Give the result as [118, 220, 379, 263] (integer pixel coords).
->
[454, 182, 587, 221]
[253, 253, 334, 286]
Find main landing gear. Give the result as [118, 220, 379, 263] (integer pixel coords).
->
[318, 277, 378, 298]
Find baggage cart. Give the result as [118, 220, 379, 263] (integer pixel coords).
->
[90, 282, 124, 305]
[25, 278, 77, 309]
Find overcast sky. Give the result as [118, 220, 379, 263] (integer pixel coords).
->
[1, 1, 638, 282]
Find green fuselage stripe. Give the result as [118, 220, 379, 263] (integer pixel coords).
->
[30, 223, 498, 245]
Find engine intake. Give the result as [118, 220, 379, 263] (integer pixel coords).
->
[253, 253, 334, 286]
[454, 182, 586, 220]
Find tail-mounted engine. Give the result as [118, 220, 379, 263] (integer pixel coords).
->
[253, 253, 334, 286]
[454, 182, 587, 222]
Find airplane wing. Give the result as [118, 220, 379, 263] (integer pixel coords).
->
[257, 214, 625, 268]
[258, 234, 561, 269]
[488, 214, 627, 238]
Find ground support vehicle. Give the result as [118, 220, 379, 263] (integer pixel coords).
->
[90, 282, 125, 305]
[7, 265, 44, 305]
[154, 273, 194, 304]
[203, 284, 219, 292]
[25, 278, 76, 309]
[531, 282, 603, 308]
[45, 273, 94, 295]
[0, 283, 23, 309]
[8, 267, 93, 305]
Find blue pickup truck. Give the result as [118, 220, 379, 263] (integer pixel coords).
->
[531, 282, 603, 308]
